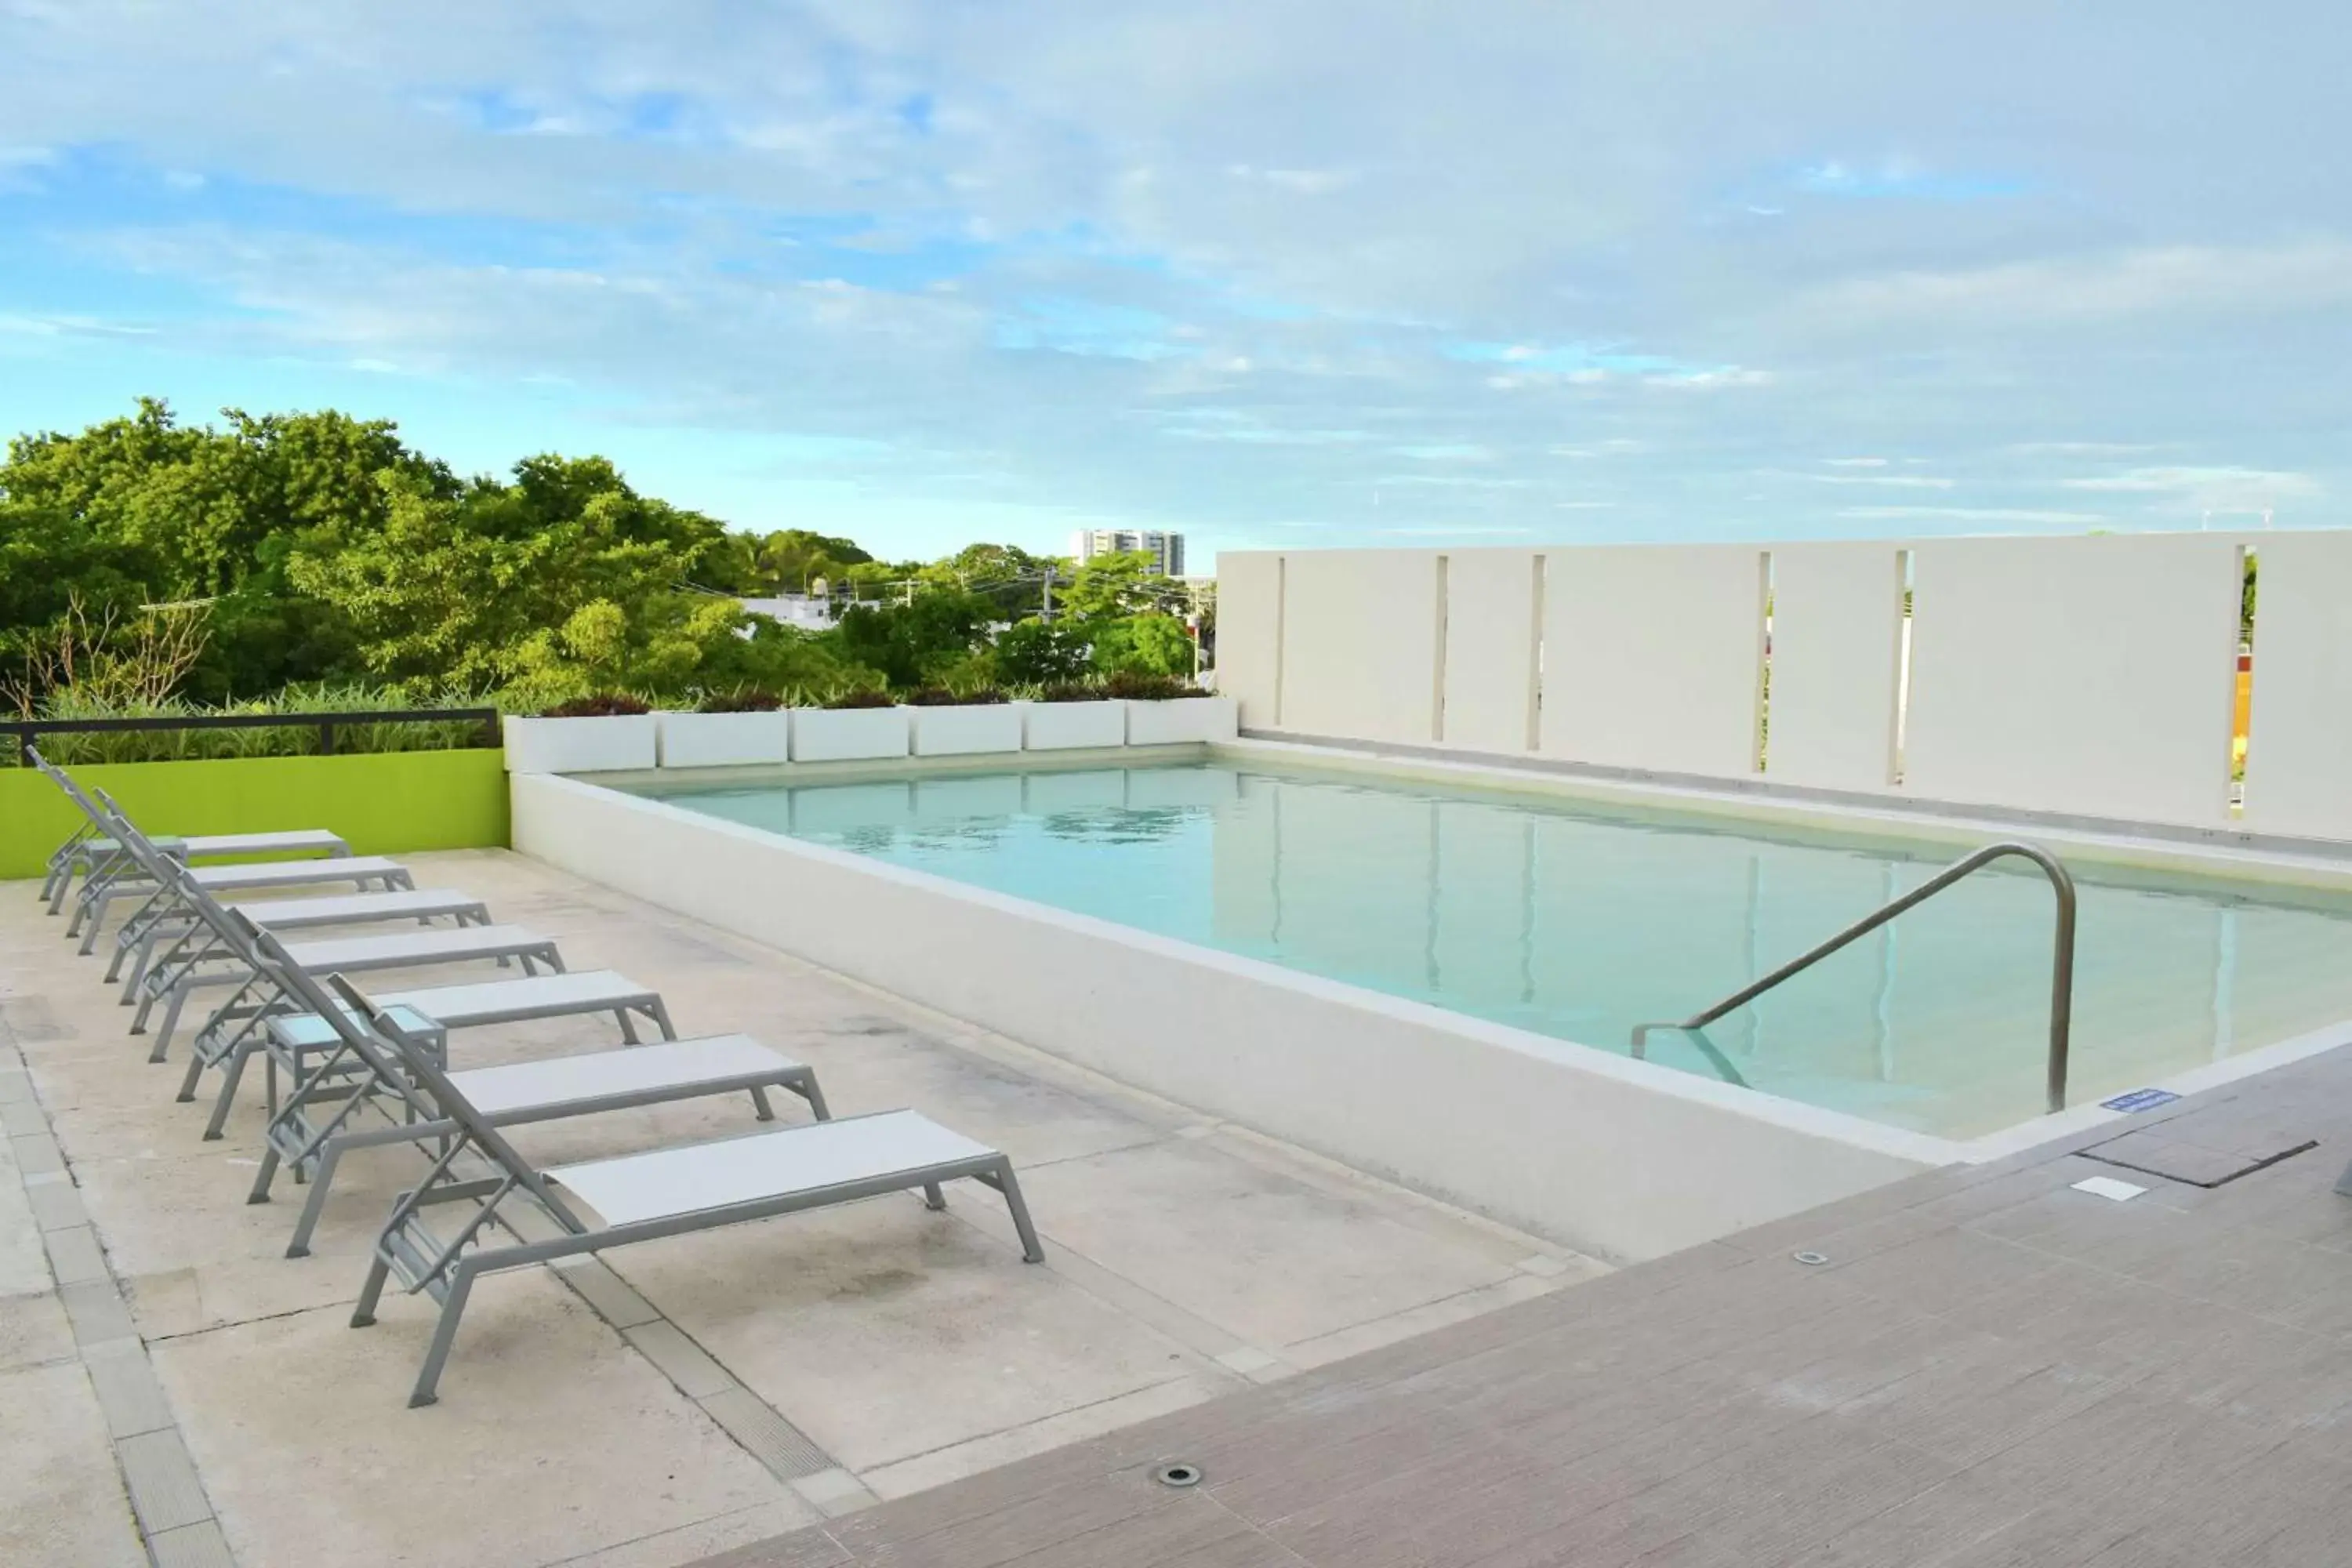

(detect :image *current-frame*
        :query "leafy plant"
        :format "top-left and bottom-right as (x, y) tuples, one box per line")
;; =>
(539, 692), (651, 717)
(823, 688), (898, 710)
(695, 688), (783, 713)
(902, 686), (1005, 706)
(1033, 681), (1108, 703)
(1102, 671), (1196, 701)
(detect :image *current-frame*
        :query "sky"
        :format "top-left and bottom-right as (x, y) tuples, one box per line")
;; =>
(1, 3), (2345, 566)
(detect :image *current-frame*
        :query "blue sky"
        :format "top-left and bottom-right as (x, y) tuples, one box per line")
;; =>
(2, 4), (2345, 564)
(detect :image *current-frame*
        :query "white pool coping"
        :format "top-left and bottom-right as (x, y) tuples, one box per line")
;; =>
(511, 750), (2352, 1263)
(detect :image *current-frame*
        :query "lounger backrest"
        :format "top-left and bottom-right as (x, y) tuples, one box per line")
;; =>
(95, 808), (252, 955)
(319, 970), (590, 1234)
(37, 753), (110, 825)
(227, 910), (436, 1120)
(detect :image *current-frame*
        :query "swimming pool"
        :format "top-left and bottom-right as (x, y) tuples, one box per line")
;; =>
(632, 760), (2352, 1140)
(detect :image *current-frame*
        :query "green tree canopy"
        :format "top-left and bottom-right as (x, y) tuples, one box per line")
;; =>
(2, 398), (1196, 712)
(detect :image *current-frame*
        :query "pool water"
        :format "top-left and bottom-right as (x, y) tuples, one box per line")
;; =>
(637, 762), (2352, 1139)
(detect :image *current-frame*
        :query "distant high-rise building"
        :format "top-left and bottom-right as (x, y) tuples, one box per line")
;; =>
(1070, 528), (1185, 577)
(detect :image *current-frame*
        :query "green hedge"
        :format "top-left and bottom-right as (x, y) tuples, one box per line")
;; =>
(0, 750), (510, 880)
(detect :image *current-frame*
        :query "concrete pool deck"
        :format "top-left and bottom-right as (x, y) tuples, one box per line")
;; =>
(0, 850), (1602, 1567)
(712, 1034), (2352, 1567)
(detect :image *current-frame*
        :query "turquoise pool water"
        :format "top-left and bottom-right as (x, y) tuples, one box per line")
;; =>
(636, 762), (2352, 1138)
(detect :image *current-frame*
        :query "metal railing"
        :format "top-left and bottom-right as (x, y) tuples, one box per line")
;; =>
(1632, 840), (2079, 1113)
(2, 708), (503, 766)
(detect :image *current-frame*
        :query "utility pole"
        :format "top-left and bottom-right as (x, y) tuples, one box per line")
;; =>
(1041, 565), (1056, 622)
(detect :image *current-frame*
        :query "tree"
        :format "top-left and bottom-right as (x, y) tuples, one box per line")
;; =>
(1054, 550), (1162, 622)
(919, 542), (1054, 620)
(750, 528), (873, 595)
(1090, 612), (1195, 678)
(994, 617), (1093, 684)
(833, 589), (997, 688)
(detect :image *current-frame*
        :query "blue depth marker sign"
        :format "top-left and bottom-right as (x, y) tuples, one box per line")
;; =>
(2100, 1087), (2182, 1113)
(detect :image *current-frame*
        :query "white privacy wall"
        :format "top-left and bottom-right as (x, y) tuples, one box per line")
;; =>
(1439, 550), (1540, 752)
(1903, 535), (2240, 826)
(1766, 544), (1906, 792)
(1219, 531), (2347, 837)
(1214, 552), (1283, 730)
(2242, 532), (2352, 840)
(1539, 546), (1766, 776)
(1278, 550), (1443, 743)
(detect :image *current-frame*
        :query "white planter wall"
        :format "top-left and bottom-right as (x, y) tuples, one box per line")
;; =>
(1020, 700), (1127, 750)
(909, 703), (1024, 757)
(655, 710), (793, 768)
(503, 714), (659, 774)
(789, 706), (910, 763)
(1127, 697), (1238, 746)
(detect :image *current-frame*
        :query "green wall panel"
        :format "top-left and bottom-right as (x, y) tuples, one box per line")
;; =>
(0, 750), (510, 880)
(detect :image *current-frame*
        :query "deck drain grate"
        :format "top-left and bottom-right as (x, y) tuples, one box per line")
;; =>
(1792, 1250), (1831, 1267)
(1153, 1462), (1203, 1489)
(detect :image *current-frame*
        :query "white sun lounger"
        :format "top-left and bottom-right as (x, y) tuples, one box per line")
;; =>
(146, 922), (566, 1062)
(274, 974), (1044, 1409)
(78, 854), (416, 953)
(118, 887), (493, 997)
(262, 971), (675, 1054)
(251, 971), (680, 1138)
(45, 823), (350, 913)
(369, 1102), (1040, 1406)
(260, 1024), (830, 1258)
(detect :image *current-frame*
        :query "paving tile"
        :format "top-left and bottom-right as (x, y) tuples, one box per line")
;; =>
(116, 1428), (212, 1534)
(147, 1519), (238, 1568)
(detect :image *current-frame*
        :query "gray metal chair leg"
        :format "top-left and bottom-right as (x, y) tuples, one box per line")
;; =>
(748, 1086), (775, 1121)
(922, 1181), (947, 1210)
(249, 1142), (284, 1207)
(409, 1265), (478, 1407)
(648, 998), (677, 1040)
(351, 1253), (394, 1327)
(799, 1076), (832, 1121)
(130, 976), (169, 1036)
(992, 1160), (1046, 1263)
(174, 1044), (209, 1104)
(285, 1139), (352, 1258)
(146, 985), (191, 1058)
(201, 1045), (252, 1140)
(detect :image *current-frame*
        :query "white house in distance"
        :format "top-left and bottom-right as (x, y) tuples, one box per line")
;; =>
(1071, 528), (1186, 577)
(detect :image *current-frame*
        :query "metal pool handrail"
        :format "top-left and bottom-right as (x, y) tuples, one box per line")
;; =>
(1631, 840), (2079, 1113)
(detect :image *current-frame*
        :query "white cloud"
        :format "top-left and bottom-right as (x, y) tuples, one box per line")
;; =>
(2060, 466), (2320, 510)
(0, 2), (2347, 549)
(1838, 506), (2108, 524)
(1810, 241), (2352, 328)
(1374, 524), (1533, 535)
(1802, 472), (1954, 488)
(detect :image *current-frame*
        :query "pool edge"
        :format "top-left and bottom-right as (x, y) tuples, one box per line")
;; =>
(517, 771), (1969, 1263)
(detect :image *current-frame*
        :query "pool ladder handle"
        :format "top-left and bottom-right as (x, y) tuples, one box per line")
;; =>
(1630, 840), (2080, 1115)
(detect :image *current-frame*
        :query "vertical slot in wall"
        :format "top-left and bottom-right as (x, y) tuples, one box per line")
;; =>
(1432, 554), (1451, 742)
(2232, 546), (2256, 817)
(1754, 550), (1774, 773)
(1271, 554), (1288, 728)
(1891, 548), (1915, 785)
(1526, 554), (1548, 750)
